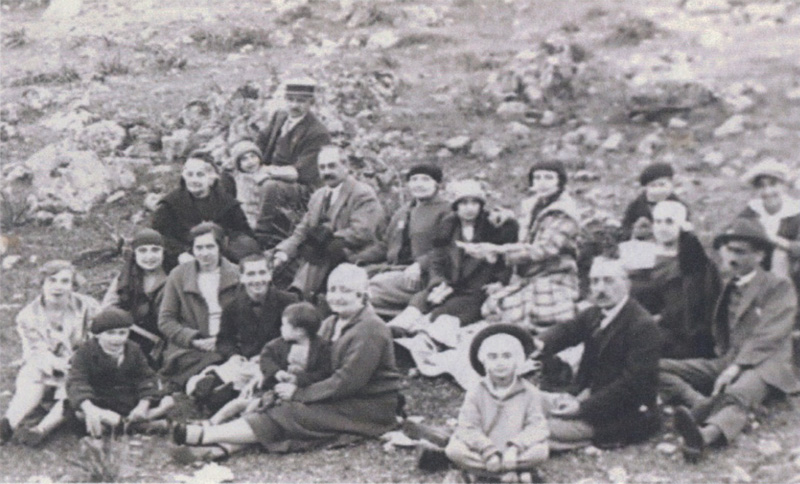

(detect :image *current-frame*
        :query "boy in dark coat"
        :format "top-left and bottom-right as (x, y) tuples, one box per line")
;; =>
(621, 162), (685, 241)
(67, 308), (174, 437)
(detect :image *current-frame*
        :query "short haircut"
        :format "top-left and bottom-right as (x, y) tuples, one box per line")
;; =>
(652, 200), (688, 222)
(39, 259), (82, 289)
(184, 151), (216, 169)
(328, 263), (369, 294)
(190, 221), (225, 247)
(317, 145), (342, 165)
(590, 256), (629, 281)
(239, 253), (271, 272)
(283, 302), (323, 336)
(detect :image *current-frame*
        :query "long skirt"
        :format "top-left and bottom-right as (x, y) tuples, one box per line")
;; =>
(244, 392), (399, 450)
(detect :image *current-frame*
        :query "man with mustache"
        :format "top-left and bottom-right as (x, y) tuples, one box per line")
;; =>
(254, 78), (332, 250)
(660, 218), (799, 462)
(536, 257), (662, 450)
(272, 146), (385, 302)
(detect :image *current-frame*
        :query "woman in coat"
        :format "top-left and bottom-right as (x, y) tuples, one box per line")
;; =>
(158, 222), (240, 390)
(170, 264), (403, 461)
(1, 260), (100, 446)
(152, 152), (257, 272)
(101, 228), (168, 368)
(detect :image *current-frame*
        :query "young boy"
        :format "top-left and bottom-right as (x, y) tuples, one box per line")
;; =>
(445, 324), (549, 484)
(207, 302), (331, 425)
(621, 162), (685, 241)
(67, 308), (174, 437)
(229, 140), (271, 229)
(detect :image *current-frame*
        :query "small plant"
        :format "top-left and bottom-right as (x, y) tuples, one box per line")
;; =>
(10, 65), (80, 87)
(0, 189), (35, 229)
(153, 50), (188, 72)
(67, 436), (133, 483)
(190, 26), (272, 52)
(95, 53), (130, 78)
(3, 28), (28, 48)
(393, 32), (453, 49)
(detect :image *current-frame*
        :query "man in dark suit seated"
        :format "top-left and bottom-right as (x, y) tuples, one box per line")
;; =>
(660, 218), (799, 462)
(536, 257), (662, 451)
(254, 78), (331, 250)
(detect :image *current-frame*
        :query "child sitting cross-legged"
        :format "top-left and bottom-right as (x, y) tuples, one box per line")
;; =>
(445, 324), (549, 484)
(67, 308), (175, 437)
(205, 302), (331, 426)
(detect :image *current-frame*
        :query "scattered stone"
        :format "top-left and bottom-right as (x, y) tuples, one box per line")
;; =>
(791, 445), (800, 457)
(162, 129), (192, 162)
(743, 3), (788, 23)
(656, 442), (678, 454)
(600, 131), (624, 151)
(669, 117), (688, 129)
(786, 87), (800, 101)
(76, 120), (126, 154)
(714, 115), (747, 138)
(730, 465), (752, 483)
(506, 121), (532, 137)
(470, 138), (503, 160)
(4, 164), (32, 182)
(764, 125), (788, 140)
(684, 0), (731, 14)
(2, 255), (22, 270)
(367, 30), (400, 49)
(445, 135), (471, 152)
(539, 110), (558, 126)
(149, 165), (174, 175)
(758, 439), (782, 457)
(436, 148), (452, 159)
(627, 81), (716, 120)
(34, 210), (54, 226)
(563, 126), (602, 148)
(143, 193), (162, 212)
(703, 151), (725, 166)
(496, 101), (528, 120)
(53, 213), (75, 230)
(28, 255), (38, 265)
(42, 106), (94, 133)
(608, 466), (628, 484)
(637, 131), (664, 155)
(757, 463), (797, 481)
(583, 445), (602, 456)
(105, 191), (125, 204)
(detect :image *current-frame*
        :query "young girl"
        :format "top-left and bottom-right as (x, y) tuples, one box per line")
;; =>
(1, 261), (100, 446)
(206, 302), (331, 425)
(229, 140), (271, 230)
(102, 228), (168, 368)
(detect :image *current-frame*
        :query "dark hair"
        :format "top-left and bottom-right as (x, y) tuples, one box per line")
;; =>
(239, 253), (271, 272)
(528, 160), (568, 189)
(190, 222), (225, 249)
(185, 151), (217, 168)
(283, 302), (323, 336)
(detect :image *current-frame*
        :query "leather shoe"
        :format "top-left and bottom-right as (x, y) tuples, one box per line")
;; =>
(674, 406), (705, 463)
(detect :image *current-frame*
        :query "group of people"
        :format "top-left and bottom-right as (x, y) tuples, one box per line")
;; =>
(2, 76), (799, 483)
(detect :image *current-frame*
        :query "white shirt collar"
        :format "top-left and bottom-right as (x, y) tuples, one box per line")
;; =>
(328, 182), (344, 205)
(284, 112), (307, 133)
(736, 270), (757, 287)
(599, 295), (629, 331)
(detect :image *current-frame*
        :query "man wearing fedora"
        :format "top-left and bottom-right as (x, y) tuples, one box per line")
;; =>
(660, 217), (799, 462)
(254, 78), (332, 250)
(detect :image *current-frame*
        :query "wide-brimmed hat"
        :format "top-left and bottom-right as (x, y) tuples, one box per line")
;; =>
(713, 217), (773, 252)
(283, 77), (317, 96)
(448, 179), (486, 208)
(91, 307), (134, 334)
(230, 140), (262, 166)
(469, 324), (535, 376)
(741, 158), (792, 186)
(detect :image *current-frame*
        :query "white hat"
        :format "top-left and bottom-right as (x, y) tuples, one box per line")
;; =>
(283, 77), (317, 96)
(448, 179), (486, 207)
(741, 158), (793, 186)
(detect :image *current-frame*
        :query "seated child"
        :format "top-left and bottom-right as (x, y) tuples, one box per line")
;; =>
(229, 140), (270, 229)
(207, 302), (331, 425)
(67, 308), (174, 437)
(445, 324), (549, 484)
(621, 162), (684, 241)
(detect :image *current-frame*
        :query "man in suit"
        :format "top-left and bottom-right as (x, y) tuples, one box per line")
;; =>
(254, 78), (332, 250)
(660, 218), (799, 462)
(537, 257), (662, 450)
(273, 146), (385, 301)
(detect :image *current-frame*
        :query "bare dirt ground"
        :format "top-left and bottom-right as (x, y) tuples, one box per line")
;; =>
(1, 0), (800, 482)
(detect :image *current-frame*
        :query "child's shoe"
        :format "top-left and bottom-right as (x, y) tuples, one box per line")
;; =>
(16, 427), (46, 447)
(0, 418), (13, 445)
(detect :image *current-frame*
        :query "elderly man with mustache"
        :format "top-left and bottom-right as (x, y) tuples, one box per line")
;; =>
(272, 146), (385, 302)
(535, 256), (662, 451)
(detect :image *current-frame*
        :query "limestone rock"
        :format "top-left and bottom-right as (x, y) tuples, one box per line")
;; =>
(445, 135), (471, 152)
(730, 465), (752, 483)
(656, 442), (677, 454)
(786, 87), (800, 101)
(600, 132), (624, 151)
(34, 210), (55, 226)
(539, 110), (558, 126)
(703, 151), (725, 166)
(684, 0), (731, 14)
(75, 120), (126, 154)
(506, 121), (532, 137)
(2, 255), (22, 270)
(53, 213), (75, 230)
(669, 117), (688, 129)
(608, 466), (628, 484)
(496, 101), (528, 120)
(22, 145), (120, 213)
(764, 125), (788, 140)
(105, 191), (125, 204)
(743, 3), (788, 23)
(758, 439), (782, 457)
(714, 115), (747, 138)
(470, 138), (503, 160)
(367, 30), (400, 49)
(42, 0), (83, 20)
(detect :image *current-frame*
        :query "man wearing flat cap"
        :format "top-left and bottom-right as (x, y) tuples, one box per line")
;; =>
(255, 78), (332, 250)
(660, 217), (799, 462)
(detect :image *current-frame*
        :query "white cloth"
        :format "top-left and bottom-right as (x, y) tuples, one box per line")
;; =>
(327, 183), (343, 208)
(746, 196), (800, 279)
(197, 269), (222, 336)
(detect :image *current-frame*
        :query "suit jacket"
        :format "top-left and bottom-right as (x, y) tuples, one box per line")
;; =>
(621, 191), (685, 240)
(540, 298), (662, 445)
(277, 175), (385, 259)
(259, 336), (332, 389)
(256, 111), (331, 187)
(711, 267), (799, 394)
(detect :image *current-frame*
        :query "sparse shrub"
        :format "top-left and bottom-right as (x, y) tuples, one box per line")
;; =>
(393, 32), (453, 49)
(10, 65), (80, 87)
(0, 0), (49, 9)
(458, 82), (494, 117)
(3, 28), (29, 48)
(457, 52), (503, 72)
(67, 436), (133, 483)
(605, 16), (658, 46)
(153, 49), (188, 72)
(95, 53), (130, 78)
(0, 189), (35, 229)
(190, 26), (272, 52)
